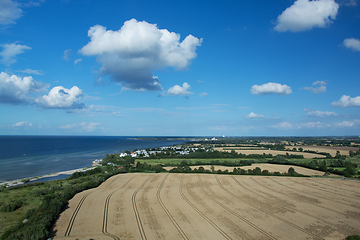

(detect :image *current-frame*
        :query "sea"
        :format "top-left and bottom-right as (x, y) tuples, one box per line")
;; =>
(0, 136), (185, 182)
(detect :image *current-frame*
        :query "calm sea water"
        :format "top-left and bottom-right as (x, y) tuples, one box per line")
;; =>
(0, 136), (184, 182)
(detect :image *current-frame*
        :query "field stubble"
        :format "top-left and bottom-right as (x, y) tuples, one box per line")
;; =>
(52, 173), (360, 240)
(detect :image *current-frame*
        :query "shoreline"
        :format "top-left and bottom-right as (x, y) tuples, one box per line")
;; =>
(0, 166), (96, 187)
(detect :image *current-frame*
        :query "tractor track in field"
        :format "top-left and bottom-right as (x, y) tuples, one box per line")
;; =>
(268, 177), (357, 212)
(157, 174), (189, 240)
(132, 176), (151, 240)
(102, 175), (136, 240)
(221, 176), (325, 239)
(305, 179), (360, 197)
(198, 176), (276, 240)
(64, 192), (91, 237)
(179, 176), (232, 240)
(288, 178), (360, 201)
(232, 176), (337, 227)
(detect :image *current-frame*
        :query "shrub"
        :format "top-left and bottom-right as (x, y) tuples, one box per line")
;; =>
(0, 199), (23, 212)
(344, 235), (360, 240)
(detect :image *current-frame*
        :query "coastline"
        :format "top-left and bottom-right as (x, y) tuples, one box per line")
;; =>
(0, 166), (96, 188)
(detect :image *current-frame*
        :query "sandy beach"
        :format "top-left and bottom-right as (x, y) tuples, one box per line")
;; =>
(0, 166), (96, 187)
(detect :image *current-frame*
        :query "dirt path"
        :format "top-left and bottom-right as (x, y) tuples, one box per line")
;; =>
(52, 173), (360, 240)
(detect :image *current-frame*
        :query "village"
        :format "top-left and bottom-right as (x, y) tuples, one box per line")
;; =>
(92, 145), (213, 166)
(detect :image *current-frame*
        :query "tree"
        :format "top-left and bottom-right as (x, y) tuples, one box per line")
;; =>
(253, 167), (262, 175)
(180, 160), (189, 166)
(288, 167), (296, 176)
(349, 150), (355, 157)
(345, 162), (356, 176)
(318, 160), (327, 172)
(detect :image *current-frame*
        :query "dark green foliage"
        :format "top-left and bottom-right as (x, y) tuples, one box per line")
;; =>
(288, 167), (296, 176)
(344, 235), (360, 240)
(0, 199), (24, 212)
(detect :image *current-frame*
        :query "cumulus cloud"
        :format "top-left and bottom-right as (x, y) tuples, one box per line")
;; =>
(246, 112), (265, 118)
(0, 72), (48, 104)
(305, 110), (337, 117)
(251, 82), (292, 95)
(167, 82), (193, 97)
(79, 19), (202, 91)
(274, 0), (339, 32)
(199, 92), (207, 97)
(343, 38), (360, 52)
(35, 86), (86, 109)
(332, 95), (360, 107)
(303, 80), (327, 93)
(0, 42), (31, 65)
(0, 0), (22, 26)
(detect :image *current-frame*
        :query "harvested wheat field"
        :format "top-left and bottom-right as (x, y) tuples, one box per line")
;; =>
(166, 163), (337, 176)
(214, 148), (326, 159)
(52, 173), (360, 240)
(287, 146), (359, 157)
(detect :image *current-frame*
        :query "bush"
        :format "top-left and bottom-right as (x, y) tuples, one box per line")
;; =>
(0, 199), (24, 212)
(344, 235), (360, 240)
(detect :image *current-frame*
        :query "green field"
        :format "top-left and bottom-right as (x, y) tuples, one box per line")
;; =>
(136, 158), (268, 165)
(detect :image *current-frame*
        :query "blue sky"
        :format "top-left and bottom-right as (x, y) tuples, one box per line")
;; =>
(0, 0), (360, 136)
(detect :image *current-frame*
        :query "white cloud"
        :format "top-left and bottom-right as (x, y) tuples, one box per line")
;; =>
(0, 42), (31, 65)
(333, 120), (359, 127)
(304, 85), (326, 93)
(0, 0), (22, 26)
(305, 110), (337, 117)
(63, 49), (71, 61)
(342, 0), (357, 6)
(313, 80), (327, 85)
(246, 112), (265, 118)
(343, 38), (360, 52)
(272, 120), (324, 129)
(35, 86), (86, 109)
(199, 92), (207, 97)
(251, 82), (292, 95)
(0, 72), (48, 104)
(167, 82), (193, 97)
(12, 121), (32, 127)
(272, 121), (293, 129)
(298, 121), (324, 128)
(79, 19), (202, 91)
(332, 95), (360, 107)
(303, 80), (327, 93)
(20, 1), (44, 7)
(274, 0), (339, 32)
(59, 122), (101, 132)
(74, 58), (82, 65)
(18, 69), (44, 75)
